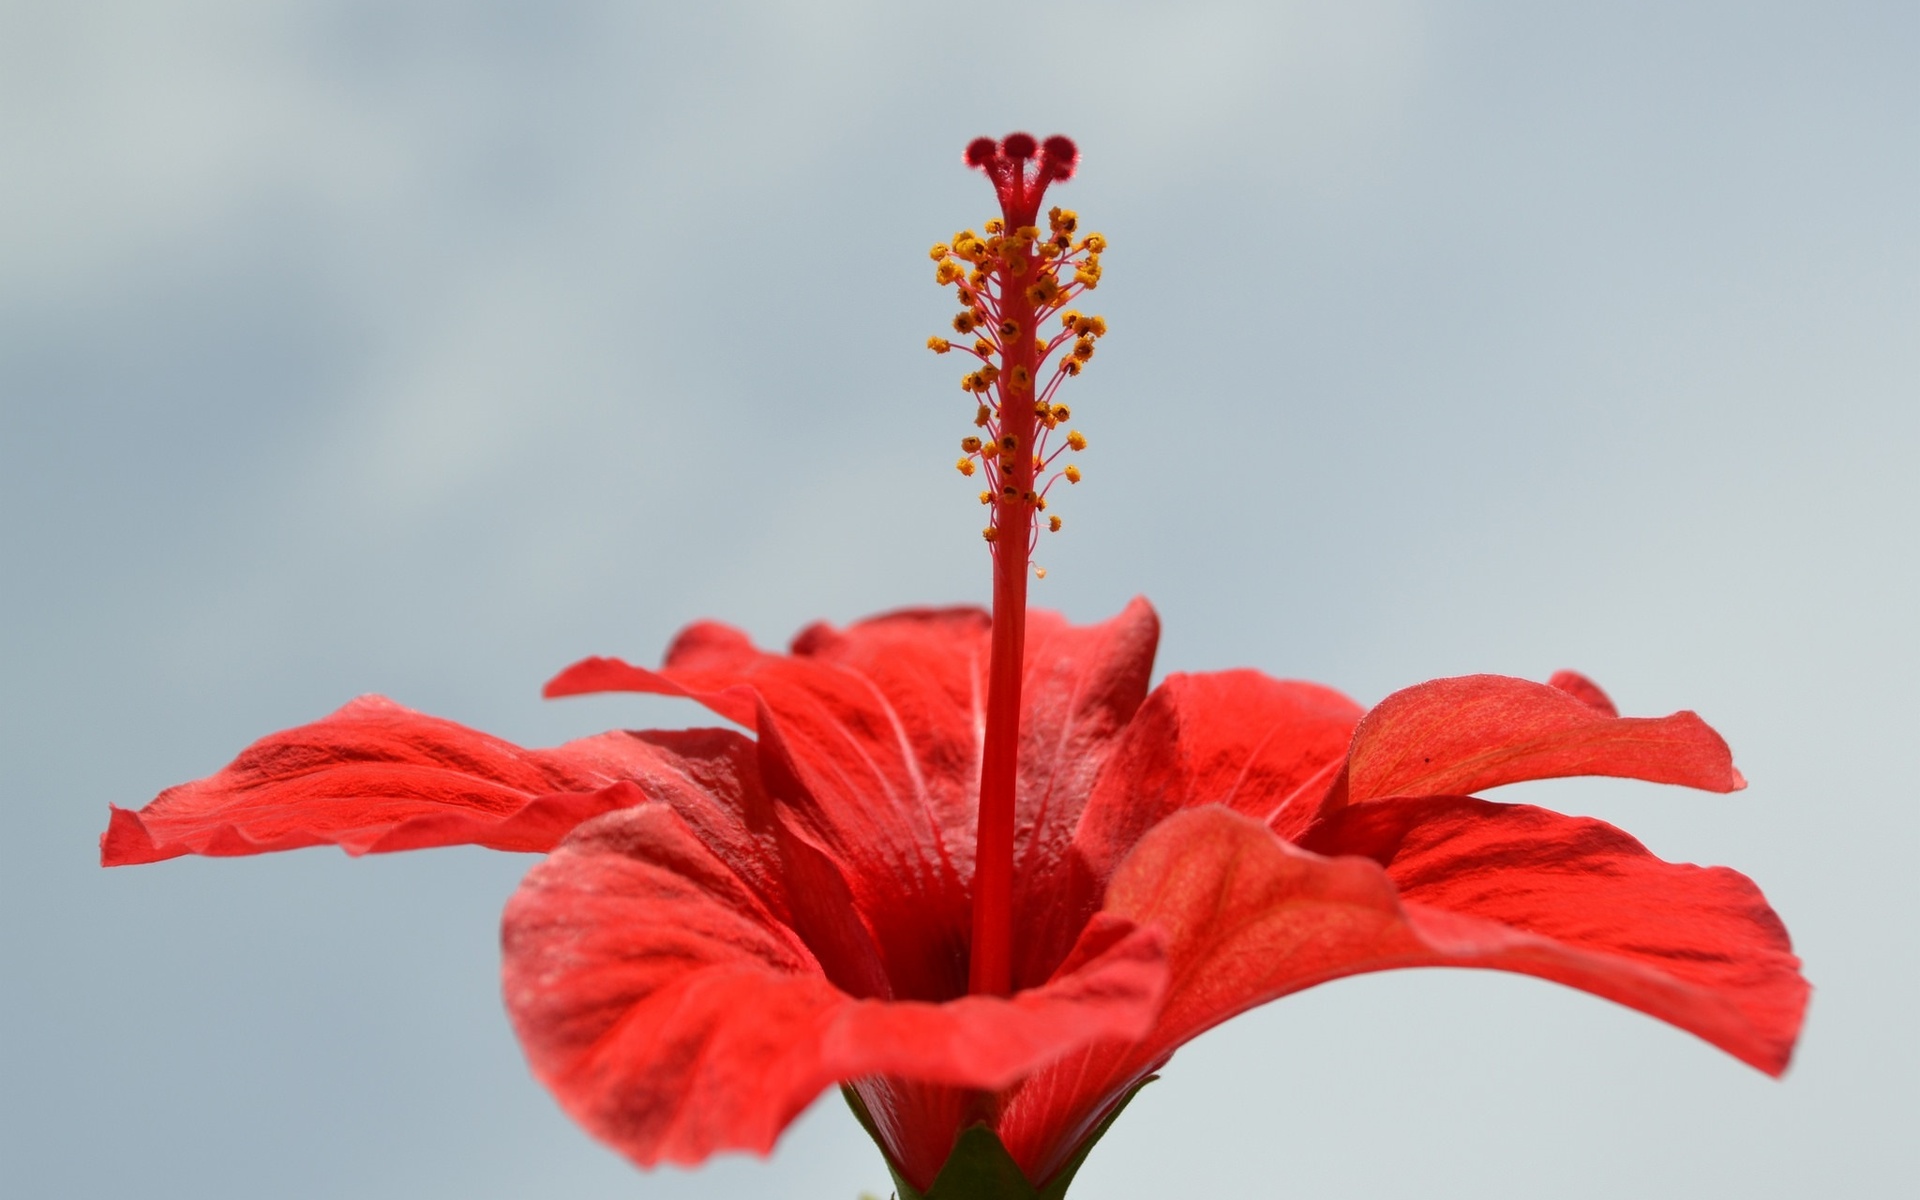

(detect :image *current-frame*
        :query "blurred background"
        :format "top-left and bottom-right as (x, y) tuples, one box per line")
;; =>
(3, 2), (1915, 1196)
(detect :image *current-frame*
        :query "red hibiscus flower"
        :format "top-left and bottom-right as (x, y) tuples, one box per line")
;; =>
(101, 134), (1806, 1200)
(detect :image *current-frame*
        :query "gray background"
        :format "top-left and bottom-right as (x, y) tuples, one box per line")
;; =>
(3, 2), (1914, 1197)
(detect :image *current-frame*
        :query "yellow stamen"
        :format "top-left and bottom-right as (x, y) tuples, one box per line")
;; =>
(1049, 514), (1063, 531)
(1064, 464), (1082, 483)
(927, 336), (952, 354)
(1066, 430), (1088, 451)
(956, 457), (976, 476)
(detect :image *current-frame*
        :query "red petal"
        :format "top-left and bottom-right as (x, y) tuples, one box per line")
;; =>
(1017, 670), (1361, 986)
(502, 804), (1167, 1171)
(991, 803), (1803, 1181)
(101, 695), (759, 865)
(544, 601), (1160, 1000)
(1339, 674), (1744, 808)
(1548, 669), (1619, 716)
(1297, 795), (1808, 1073)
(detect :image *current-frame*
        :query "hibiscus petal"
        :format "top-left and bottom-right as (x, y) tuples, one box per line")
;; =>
(100, 695), (759, 865)
(543, 602), (1160, 1001)
(1010, 598), (1160, 916)
(1339, 674), (1744, 807)
(998, 803), (1802, 1172)
(1018, 669), (1361, 987)
(1297, 794), (1807, 1073)
(501, 804), (1168, 1171)
(1548, 669), (1619, 716)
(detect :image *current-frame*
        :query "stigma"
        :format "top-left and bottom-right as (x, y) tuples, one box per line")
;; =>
(929, 133), (1108, 564)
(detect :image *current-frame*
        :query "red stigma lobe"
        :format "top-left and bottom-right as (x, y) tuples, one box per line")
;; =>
(966, 131), (1078, 227)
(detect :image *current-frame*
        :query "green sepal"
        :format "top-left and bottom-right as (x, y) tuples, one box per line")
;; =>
(842, 1078), (1155, 1200)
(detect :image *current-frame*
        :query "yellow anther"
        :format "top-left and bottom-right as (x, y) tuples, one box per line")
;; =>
(983, 526), (998, 543)
(1036, 495), (1048, 510)
(998, 318), (1022, 341)
(1025, 276), (1060, 306)
(1048, 206), (1078, 235)
(984, 218), (1005, 234)
(1062, 359), (1083, 376)
(1051, 403), (1071, 421)
(1035, 566), (1047, 579)
(1082, 234), (1107, 254)
(935, 260), (964, 285)
(1073, 337), (1095, 360)
(930, 243), (952, 261)
(969, 269), (990, 288)
(1049, 514), (1063, 531)
(1059, 309), (1081, 328)
(1087, 315), (1107, 337)
(1033, 401), (1054, 425)
(1074, 260), (1102, 288)
(977, 363), (1000, 384)
(961, 372), (982, 392)
(1016, 225), (1042, 243)
(961, 436), (983, 453)
(927, 336), (952, 354)
(955, 237), (991, 264)
(956, 457), (976, 476)
(1051, 233), (1072, 253)
(1072, 315), (1094, 335)
(972, 338), (993, 357)
(1064, 464), (1082, 483)
(1066, 430), (1088, 451)
(1011, 365), (1032, 390)
(979, 490), (993, 504)
(953, 311), (979, 334)
(1021, 490), (1038, 505)
(974, 404), (991, 426)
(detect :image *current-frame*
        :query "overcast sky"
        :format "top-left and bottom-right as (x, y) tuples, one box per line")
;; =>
(4, 3), (1916, 1197)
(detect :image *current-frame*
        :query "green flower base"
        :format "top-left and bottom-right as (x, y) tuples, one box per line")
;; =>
(843, 1079), (1153, 1200)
